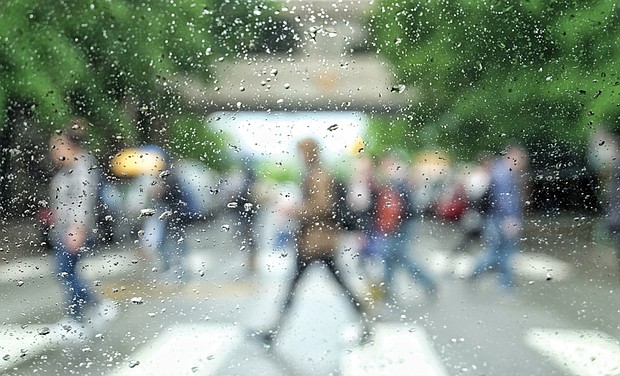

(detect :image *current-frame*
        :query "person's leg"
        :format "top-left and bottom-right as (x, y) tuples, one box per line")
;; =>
(324, 255), (365, 315)
(470, 217), (501, 279)
(55, 242), (92, 321)
(497, 233), (517, 288)
(324, 255), (373, 343)
(267, 257), (311, 335)
(381, 236), (399, 298)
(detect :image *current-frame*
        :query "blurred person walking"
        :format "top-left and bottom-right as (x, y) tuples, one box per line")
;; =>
(370, 153), (438, 303)
(226, 154), (259, 271)
(468, 144), (527, 290)
(137, 145), (196, 283)
(259, 138), (371, 345)
(48, 121), (116, 341)
(604, 143), (620, 273)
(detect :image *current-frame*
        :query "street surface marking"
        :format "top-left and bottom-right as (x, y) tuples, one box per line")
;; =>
(513, 252), (573, 281)
(109, 323), (242, 376)
(341, 323), (449, 376)
(429, 251), (573, 281)
(525, 328), (620, 376)
(0, 324), (55, 372)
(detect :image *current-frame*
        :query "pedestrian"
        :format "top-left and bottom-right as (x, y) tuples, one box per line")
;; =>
(604, 143), (620, 274)
(468, 144), (527, 290)
(370, 153), (438, 303)
(136, 145), (193, 283)
(48, 120), (116, 341)
(259, 138), (371, 345)
(226, 154), (259, 271)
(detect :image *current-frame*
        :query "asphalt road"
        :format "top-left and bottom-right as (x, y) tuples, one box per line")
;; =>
(1, 213), (619, 376)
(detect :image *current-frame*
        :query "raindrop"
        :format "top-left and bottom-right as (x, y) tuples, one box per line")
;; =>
(390, 84), (406, 93)
(16, 280), (24, 287)
(2, 354), (9, 361)
(159, 170), (170, 179)
(37, 327), (50, 336)
(129, 360), (140, 368)
(284, 83), (291, 89)
(243, 203), (253, 212)
(159, 211), (173, 220)
(227, 202), (239, 209)
(139, 209), (156, 218)
(221, 225), (230, 232)
(270, 68), (278, 76)
(131, 297), (144, 305)
(327, 124), (339, 131)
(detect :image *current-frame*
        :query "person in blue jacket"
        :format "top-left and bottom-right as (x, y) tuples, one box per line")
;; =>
(469, 144), (528, 289)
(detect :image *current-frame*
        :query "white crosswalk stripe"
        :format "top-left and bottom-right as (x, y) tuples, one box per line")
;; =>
(0, 324), (55, 373)
(341, 323), (449, 376)
(108, 324), (243, 376)
(525, 328), (620, 376)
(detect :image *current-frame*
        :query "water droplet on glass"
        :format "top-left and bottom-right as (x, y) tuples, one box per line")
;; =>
(221, 225), (230, 232)
(139, 209), (156, 218)
(37, 327), (50, 336)
(390, 84), (406, 93)
(129, 360), (140, 368)
(131, 297), (144, 305)
(159, 211), (173, 220)
(243, 203), (253, 212)
(270, 68), (278, 76)
(159, 170), (170, 179)
(327, 124), (339, 131)
(16, 280), (24, 287)
(227, 202), (239, 209)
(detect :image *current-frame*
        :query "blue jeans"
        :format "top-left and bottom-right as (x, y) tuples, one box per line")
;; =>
(471, 216), (517, 287)
(54, 239), (95, 321)
(374, 223), (436, 295)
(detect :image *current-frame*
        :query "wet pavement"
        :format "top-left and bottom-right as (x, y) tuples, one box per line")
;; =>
(1, 213), (619, 375)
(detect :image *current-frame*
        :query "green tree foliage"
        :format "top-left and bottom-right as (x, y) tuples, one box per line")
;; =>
(370, 0), (620, 160)
(0, 0), (278, 153)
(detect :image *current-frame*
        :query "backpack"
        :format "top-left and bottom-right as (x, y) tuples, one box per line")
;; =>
(375, 184), (405, 234)
(332, 179), (361, 231)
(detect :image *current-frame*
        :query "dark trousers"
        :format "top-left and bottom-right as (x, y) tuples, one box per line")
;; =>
(271, 254), (365, 331)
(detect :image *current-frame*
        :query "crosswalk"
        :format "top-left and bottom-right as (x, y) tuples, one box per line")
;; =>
(3, 321), (619, 375)
(1, 242), (616, 375)
(525, 328), (620, 376)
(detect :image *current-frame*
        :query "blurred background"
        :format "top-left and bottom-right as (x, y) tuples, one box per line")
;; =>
(1, 1), (619, 375)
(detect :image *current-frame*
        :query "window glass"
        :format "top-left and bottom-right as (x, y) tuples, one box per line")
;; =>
(1, 1), (619, 375)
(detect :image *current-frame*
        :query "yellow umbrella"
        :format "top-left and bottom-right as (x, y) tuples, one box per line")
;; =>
(348, 136), (366, 155)
(110, 148), (166, 178)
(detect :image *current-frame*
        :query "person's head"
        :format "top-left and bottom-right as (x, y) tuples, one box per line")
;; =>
(502, 143), (528, 172)
(297, 138), (320, 167)
(49, 119), (88, 168)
